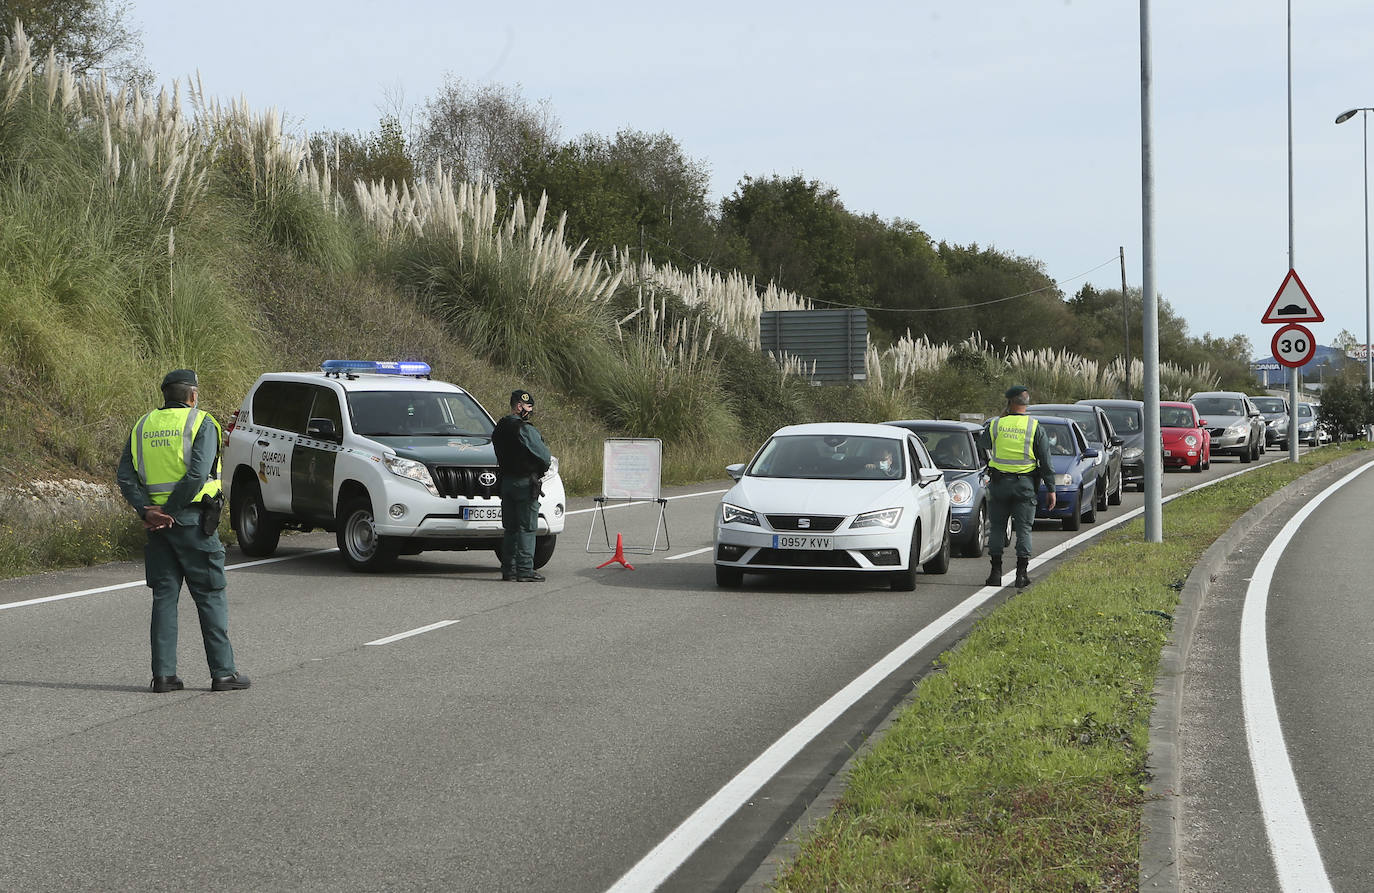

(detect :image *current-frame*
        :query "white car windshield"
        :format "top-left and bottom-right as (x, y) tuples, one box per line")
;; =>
(749, 434), (906, 480)
(348, 391), (495, 437)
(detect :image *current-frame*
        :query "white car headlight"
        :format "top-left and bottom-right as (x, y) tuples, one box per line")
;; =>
(1122, 447), (1143, 460)
(948, 480), (973, 506)
(721, 503), (760, 526)
(384, 455), (438, 496)
(1054, 473), (1073, 486)
(852, 507), (903, 529)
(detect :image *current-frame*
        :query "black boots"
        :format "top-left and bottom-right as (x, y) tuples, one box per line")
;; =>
(1014, 557), (1032, 589)
(985, 558), (1002, 586)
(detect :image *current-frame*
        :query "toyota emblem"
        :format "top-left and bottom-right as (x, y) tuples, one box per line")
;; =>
(479, 471), (497, 487)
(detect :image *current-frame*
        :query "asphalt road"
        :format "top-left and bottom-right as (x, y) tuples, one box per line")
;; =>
(0, 450), (1292, 892)
(1177, 454), (1374, 893)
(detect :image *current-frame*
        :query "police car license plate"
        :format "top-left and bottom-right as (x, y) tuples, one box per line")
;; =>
(773, 534), (833, 550)
(463, 506), (502, 521)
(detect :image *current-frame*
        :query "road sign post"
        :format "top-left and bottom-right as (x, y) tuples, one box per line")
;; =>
(1261, 269), (1323, 464)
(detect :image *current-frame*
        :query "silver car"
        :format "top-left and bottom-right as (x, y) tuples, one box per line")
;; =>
(1188, 391), (1266, 462)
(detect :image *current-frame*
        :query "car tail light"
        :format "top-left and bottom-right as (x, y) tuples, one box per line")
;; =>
(223, 410), (239, 447)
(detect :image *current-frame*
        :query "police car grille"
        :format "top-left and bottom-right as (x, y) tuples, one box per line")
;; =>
(432, 466), (500, 499)
(765, 515), (844, 532)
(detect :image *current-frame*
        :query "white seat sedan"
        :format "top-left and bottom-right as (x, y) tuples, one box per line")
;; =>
(714, 422), (952, 591)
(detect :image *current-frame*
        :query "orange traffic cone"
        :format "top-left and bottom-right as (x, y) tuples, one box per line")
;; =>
(596, 533), (635, 570)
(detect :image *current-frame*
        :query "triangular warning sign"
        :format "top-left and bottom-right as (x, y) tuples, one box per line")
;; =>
(1261, 269), (1323, 324)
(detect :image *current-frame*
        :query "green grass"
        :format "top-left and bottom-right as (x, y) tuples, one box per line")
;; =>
(771, 444), (1367, 892)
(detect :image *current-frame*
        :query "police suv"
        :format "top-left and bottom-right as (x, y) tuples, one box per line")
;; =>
(222, 361), (565, 572)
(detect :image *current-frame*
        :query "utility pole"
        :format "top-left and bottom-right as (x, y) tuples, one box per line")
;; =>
(1140, 0), (1163, 543)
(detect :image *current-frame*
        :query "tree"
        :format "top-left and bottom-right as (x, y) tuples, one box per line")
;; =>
(722, 174), (858, 302)
(413, 77), (558, 184)
(310, 115), (415, 193)
(1, 1), (151, 90)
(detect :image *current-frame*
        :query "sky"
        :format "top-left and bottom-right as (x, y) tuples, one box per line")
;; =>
(128, 0), (1374, 363)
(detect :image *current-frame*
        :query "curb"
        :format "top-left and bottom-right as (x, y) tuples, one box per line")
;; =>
(1138, 450), (1374, 892)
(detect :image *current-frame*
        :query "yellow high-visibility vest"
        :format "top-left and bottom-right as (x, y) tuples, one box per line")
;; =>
(130, 407), (223, 505)
(988, 414), (1039, 474)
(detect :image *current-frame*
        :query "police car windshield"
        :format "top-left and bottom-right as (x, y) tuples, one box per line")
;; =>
(347, 391), (495, 438)
(748, 434), (905, 480)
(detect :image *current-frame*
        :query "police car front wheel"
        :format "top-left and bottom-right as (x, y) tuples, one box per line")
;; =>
(338, 496), (399, 572)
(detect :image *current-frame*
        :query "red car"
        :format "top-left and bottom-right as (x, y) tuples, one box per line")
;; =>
(1160, 401), (1211, 472)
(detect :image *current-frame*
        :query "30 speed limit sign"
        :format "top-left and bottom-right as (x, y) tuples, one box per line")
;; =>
(1271, 323), (1316, 368)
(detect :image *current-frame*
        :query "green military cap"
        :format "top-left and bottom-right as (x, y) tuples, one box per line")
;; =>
(162, 369), (198, 388)
(1004, 384), (1029, 400)
(510, 389), (533, 406)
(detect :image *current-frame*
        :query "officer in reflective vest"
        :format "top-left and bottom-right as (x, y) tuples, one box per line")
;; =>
(116, 369), (249, 693)
(979, 385), (1057, 589)
(492, 389), (552, 582)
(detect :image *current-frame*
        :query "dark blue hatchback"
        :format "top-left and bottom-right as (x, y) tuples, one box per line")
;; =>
(886, 419), (991, 557)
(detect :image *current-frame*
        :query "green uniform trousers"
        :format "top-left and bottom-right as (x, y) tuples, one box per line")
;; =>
(987, 472), (1038, 560)
(145, 524), (236, 678)
(499, 477), (540, 575)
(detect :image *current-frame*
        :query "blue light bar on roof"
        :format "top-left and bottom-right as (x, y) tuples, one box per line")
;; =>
(321, 360), (432, 376)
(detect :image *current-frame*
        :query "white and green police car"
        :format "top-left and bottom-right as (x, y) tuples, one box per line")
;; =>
(222, 360), (565, 572)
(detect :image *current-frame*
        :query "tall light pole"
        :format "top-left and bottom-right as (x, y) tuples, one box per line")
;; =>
(1336, 107), (1373, 400)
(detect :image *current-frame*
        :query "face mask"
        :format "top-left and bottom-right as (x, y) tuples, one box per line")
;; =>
(879, 460), (892, 472)
(518, 406), (533, 420)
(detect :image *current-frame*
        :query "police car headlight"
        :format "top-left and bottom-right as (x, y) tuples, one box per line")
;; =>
(721, 503), (760, 526)
(948, 480), (973, 506)
(853, 507), (902, 529)
(1122, 447), (1143, 461)
(385, 455), (438, 496)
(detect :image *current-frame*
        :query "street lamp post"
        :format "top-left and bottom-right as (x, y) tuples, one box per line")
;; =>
(1336, 107), (1373, 400)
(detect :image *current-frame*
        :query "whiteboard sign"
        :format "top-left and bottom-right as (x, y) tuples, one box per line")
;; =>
(602, 439), (662, 500)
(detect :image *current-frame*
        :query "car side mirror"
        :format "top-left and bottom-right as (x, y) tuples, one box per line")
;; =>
(917, 467), (944, 487)
(726, 463), (745, 481)
(1198, 418), (1208, 427)
(306, 418), (341, 442)
(1111, 437), (1123, 447)
(1082, 447), (1100, 459)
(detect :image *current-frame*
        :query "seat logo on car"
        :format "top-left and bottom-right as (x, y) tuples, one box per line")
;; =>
(479, 471), (497, 487)
(798, 518), (811, 529)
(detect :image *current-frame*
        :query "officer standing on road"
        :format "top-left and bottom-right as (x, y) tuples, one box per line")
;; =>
(116, 369), (249, 693)
(492, 389), (552, 583)
(979, 385), (1057, 589)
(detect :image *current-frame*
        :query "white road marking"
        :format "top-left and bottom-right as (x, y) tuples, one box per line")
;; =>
(665, 547), (711, 561)
(1239, 464), (1372, 892)
(365, 619), (460, 646)
(0, 487), (735, 612)
(0, 548), (340, 611)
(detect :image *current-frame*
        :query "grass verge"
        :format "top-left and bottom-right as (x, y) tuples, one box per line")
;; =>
(771, 444), (1370, 892)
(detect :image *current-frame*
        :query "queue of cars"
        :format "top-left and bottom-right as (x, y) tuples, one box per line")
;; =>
(712, 389), (1326, 589)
